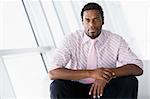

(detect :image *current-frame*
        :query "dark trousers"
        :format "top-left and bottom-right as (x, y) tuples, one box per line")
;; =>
(50, 76), (138, 99)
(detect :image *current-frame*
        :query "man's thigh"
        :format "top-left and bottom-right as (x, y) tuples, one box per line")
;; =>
(102, 76), (138, 99)
(50, 79), (91, 99)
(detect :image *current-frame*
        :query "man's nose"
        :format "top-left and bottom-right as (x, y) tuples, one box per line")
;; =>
(89, 21), (94, 27)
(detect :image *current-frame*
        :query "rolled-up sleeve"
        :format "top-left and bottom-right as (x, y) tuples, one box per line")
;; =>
(117, 38), (143, 69)
(48, 36), (71, 72)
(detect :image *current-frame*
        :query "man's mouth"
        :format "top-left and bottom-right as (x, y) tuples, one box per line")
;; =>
(90, 32), (96, 34)
(88, 29), (96, 33)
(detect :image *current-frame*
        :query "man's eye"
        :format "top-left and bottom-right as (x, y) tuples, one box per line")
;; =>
(86, 19), (90, 22)
(94, 18), (100, 21)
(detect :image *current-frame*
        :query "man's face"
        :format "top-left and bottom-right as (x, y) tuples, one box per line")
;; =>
(82, 10), (103, 39)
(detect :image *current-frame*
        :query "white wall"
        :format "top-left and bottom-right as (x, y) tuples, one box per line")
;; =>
(138, 60), (150, 99)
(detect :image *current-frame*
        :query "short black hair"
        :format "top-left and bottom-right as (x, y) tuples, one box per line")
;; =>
(81, 2), (104, 24)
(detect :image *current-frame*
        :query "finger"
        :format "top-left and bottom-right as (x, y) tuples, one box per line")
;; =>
(97, 77), (108, 83)
(101, 74), (111, 83)
(93, 83), (97, 98)
(103, 70), (112, 78)
(89, 84), (94, 95)
(97, 84), (101, 98)
(105, 68), (116, 78)
(97, 68), (111, 81)
(104, 68), (112, 72)
(102, 73), (110, 80)
(100, 86), (104, 96)
(107, 77), (112, 82)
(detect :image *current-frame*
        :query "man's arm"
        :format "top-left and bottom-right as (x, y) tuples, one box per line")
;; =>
(49, 68), (91, 80)
(110, 64), (143, 78)
(49, 67), (112, 81)
(49, 64), (143, 81)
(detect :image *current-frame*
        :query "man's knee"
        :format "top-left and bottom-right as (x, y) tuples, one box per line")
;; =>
(50, 79), (73, 98)
(115, 76), (138, 98)
(120, 76), (138, 89)
(50, 79), (67, 93)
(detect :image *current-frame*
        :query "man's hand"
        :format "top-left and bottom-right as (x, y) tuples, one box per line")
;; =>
(89, 79), (107, 98)
(90, 68), (113, 82)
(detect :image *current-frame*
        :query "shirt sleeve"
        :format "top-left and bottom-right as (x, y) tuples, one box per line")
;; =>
(48, 36), (72, 72)
(116, 37), (143, 69)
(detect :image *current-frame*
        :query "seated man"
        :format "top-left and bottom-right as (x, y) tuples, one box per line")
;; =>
(48, 2), (143, 99)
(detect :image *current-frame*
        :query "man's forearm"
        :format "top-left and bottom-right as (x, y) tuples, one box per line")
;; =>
(49, 64), (143, 81)
(49, 68), (93, 80)
(111, 64), (143, 78)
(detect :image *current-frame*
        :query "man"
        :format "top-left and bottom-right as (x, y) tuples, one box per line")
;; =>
(49, 2), (143, 99)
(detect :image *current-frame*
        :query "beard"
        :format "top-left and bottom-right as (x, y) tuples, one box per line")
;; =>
(85, 29), (101, 39)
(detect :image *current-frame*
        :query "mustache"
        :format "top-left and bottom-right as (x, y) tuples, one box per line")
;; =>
(87, 29), (96, 33)
(87, 29), (95, 32)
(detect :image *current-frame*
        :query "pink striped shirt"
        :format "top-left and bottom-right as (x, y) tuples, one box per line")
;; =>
(49, 29), (143, 80)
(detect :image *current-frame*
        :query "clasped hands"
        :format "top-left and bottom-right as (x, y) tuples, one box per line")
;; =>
(91, 68), (115, 82)
(89, 68), (115, 98)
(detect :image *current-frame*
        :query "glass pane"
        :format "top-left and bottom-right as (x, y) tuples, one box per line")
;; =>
(60, 1), (79, 33)
(2, 1), (37, 49)
(22, 1), (55, 47)
(3, 53), (50, 98)
(0, 57), (16, 98)
(40, 1), (65, 47)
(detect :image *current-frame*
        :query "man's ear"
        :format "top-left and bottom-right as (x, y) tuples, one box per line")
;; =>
(82, 21), (84, 25)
